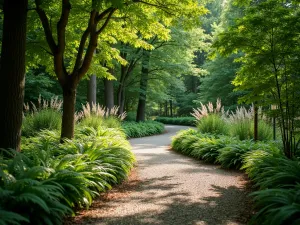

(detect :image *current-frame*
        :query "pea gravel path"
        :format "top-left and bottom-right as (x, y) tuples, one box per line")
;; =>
(78, 125), (252, 225)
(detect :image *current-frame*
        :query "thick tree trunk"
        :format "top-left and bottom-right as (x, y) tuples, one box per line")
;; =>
(104, 78), (114, 114)
(0, 0), (28, 152)
(61, 85), (76, 140)
(136, 50), (150, 122)
(87, 74), (97, 106)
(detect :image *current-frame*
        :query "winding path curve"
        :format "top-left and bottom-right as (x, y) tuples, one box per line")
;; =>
(79, 125), (252, 225)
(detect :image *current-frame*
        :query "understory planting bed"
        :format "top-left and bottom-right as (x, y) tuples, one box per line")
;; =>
(171, 129), (300, 225)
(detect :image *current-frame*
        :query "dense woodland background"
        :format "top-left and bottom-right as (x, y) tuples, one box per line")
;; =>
(0, 0), (300, 224)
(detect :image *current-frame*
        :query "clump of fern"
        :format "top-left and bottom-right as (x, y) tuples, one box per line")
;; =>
(1, 125), (135, 224)
(217, 141), (273, 169)
(171, 129), (201, 155)
(0, 150), (72, 225)
(249, 185), (300, 225)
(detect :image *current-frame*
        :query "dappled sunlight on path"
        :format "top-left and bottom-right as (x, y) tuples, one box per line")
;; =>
(73, 125), (252, 225)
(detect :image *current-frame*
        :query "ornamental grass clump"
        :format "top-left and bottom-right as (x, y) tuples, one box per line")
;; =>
(191, 99), (229, 135)
(77, 103), (126, 129)
(22, 96), (62, 137)
(191, 99), (228, 134)
(226, 105), (273, 141)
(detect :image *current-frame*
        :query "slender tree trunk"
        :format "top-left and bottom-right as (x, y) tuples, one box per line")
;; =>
(117, 65), (126, 115)
(164, 100), (168, 116)
(169, 100), (173, 117)
(254, 105), (258, 141)
(61, 84), (76, 140)
(0, 0), (28, 152)
(87, 74), (97, 106)
(104, 78), (114, 114)
(136, 50), (150, 122)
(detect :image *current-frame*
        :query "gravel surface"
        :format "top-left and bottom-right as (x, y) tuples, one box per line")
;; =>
(74, 125), (253, 225)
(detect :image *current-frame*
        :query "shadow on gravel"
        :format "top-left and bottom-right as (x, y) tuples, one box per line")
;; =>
(80, 177), (252, 225)
(136, 152), (242, 177)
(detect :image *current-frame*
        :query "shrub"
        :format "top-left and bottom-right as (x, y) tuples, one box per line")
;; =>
(22, 109), (62, 137)
(122, 121), (164, 138)
(154, 117), (196, 126)
(197, 114), (229, 135)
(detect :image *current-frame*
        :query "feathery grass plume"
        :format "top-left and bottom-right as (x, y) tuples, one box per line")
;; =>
(191, 98), (224, 121)
(35, 95), (62, 111)
(79, 103), (127, 121)
(226, 105), (253, 123)
(191, 99), (228, 135)
(226, 105), (273, 141)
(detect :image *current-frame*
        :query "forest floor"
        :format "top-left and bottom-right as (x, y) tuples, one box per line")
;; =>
(67, 125), (254, 225)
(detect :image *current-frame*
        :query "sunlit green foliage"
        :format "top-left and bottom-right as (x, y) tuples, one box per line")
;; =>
(0, 126), (135, 224)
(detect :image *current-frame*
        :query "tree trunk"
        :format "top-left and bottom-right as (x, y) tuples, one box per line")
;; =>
(0, 0), (28, 152)
(104, 78), (114, 114)
(164, 100), (168, 116)
(136, 50), (150, 122)
(169, 100), (173, 117)
(87, 74), (97, 106)
(61, 85), (76, 140)
(254, 105), (258, 141)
